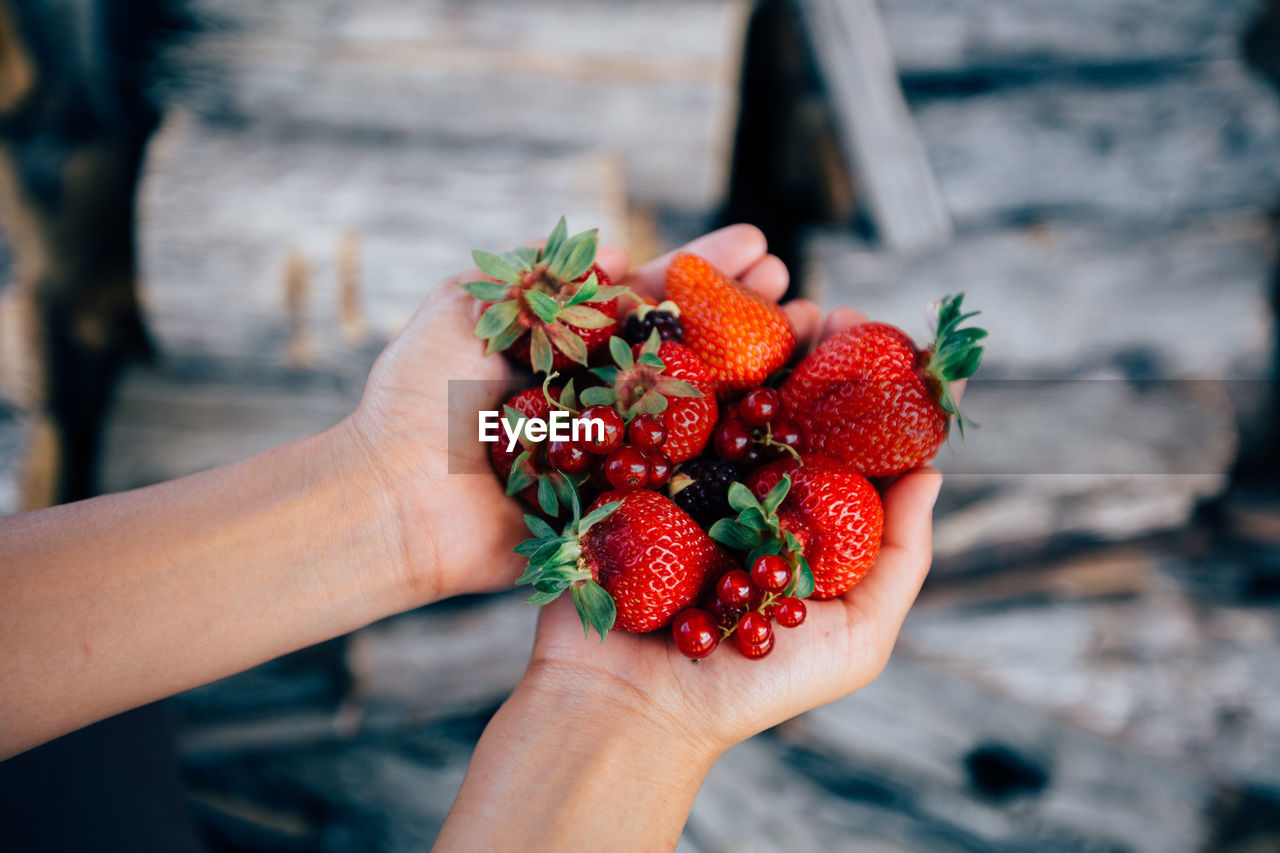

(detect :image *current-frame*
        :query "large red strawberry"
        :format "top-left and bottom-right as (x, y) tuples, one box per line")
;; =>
(745, 455), (883, 599)
(516, 489), (728, 636)
(578, 335), (717, 463)
(781, 294), (985, 477)
(462, 217), (626, 374)
(664, 253), (796, 396)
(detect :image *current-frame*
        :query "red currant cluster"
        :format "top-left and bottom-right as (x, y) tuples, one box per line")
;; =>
(712, 387), (802, 469)
(671, 553), (808, 660)
(548, 404), (673, 492)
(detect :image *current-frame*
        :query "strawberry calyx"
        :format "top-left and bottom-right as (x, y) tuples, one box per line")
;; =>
(580, 331), (704, 422)
(514, 486), (624, 642)
(708, 476), (816, 599)
(920, 293), (986, 438)
(461, 217), (631, 373)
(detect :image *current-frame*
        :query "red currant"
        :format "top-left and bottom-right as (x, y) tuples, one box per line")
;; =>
(736, 611), (772, 646)
(712, 599), (745, 631)
(733, 629), (775, 659)
(751, 554), (791, 593)
(769, 416), (802, 450)
(548, 439), (590, 474)
(645, 450), (672, 488)
(579, 405), (625, 454)
(672, 609), (719, 659)
(775, 597), (807, 628)
(628, 414), (668, 451)
(716, 569), (753, 607)
(714, 419), (752, 460)
(739, 387), (780, 426)
(604, 446), (649, 490)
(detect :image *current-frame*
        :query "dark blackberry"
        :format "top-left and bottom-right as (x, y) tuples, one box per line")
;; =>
(669, 456), (741, 522)
(622, 309), (685, 345)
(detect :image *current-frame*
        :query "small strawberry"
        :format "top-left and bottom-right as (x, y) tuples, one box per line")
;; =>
(577, 334), (718, 463)
(490, 383), (584, 516)
(462, 217), (627, 373)
(781, 294), (985, 477)
(515, 488), (729, 636)
(664, 253), (796, 395)
(745, 455), (883, 599)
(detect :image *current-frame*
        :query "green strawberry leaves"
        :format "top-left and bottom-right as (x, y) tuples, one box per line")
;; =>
(513, 485), (625, 642)
(924, 293), (986, 439)
(461, 217), (634, 373)
(588, 333), (704, 423)
(709, 475), (816, 599)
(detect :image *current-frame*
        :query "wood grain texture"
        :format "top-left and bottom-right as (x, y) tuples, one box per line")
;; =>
(794, 0), (952, 250)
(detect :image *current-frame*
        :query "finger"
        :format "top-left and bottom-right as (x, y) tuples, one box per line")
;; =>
(596, 245), (630, 287)
(739, 254), (789, 302)
(628, 224), (769, 299)
(817, 306), (867, 345)
(844, 466), (941, 629)
(784, 299), (822, 351)
(952, 378), (967, 404)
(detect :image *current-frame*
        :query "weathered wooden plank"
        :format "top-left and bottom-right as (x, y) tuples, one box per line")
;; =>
(138, 118), (626, 380)
(911, 60), (1280, 227)
(169, 0), (749, 212)
(808, 217), (1274, 380)
(879, 0), (1266, 74)
(794, 0), (952, 250)
(898, 583), (1280, 790)
(772, 660), (1216, 852)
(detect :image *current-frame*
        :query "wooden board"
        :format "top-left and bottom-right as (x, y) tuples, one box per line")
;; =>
(793, 0), (952, 250)
(880, 0), (1266, 74)
(911, 60), (1280, 227)
(169, 0), (750, 212)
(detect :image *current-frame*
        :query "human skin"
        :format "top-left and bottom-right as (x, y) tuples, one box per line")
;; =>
(0, 226), (941, 852)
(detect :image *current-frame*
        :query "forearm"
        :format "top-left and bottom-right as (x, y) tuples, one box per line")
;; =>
(0, 419), (411, 758)
(435, 665), (718, 851)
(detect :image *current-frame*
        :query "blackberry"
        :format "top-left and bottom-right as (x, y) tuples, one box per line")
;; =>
(669, 456), (741, 522)
(622, 309), (684, 345)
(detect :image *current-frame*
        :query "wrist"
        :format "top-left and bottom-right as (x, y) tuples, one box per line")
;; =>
(516, 657), (725, 772)
(437, 660), (719, 850)
(319, 415), (421, 610)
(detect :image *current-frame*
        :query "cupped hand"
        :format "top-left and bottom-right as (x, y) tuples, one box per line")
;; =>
(346, 225), (798, 606)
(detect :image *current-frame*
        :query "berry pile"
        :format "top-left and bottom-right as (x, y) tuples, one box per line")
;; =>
(460, 218), (985, 662)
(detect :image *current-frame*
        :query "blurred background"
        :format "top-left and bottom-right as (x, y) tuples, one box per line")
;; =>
(1, 0), (1279, 850)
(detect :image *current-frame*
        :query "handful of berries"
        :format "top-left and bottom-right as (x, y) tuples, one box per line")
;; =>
(462, 219), (985, 661)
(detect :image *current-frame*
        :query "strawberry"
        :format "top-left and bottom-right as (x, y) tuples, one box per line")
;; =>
(579, 334), (717, 463)
(781, 294), (985, 477)
(462, 217), (627, 373)
(664, 253), (796, 395)
(744, 455), (883, 599)
(490, 383), (583, 516)
(515, 488), (728, 636)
